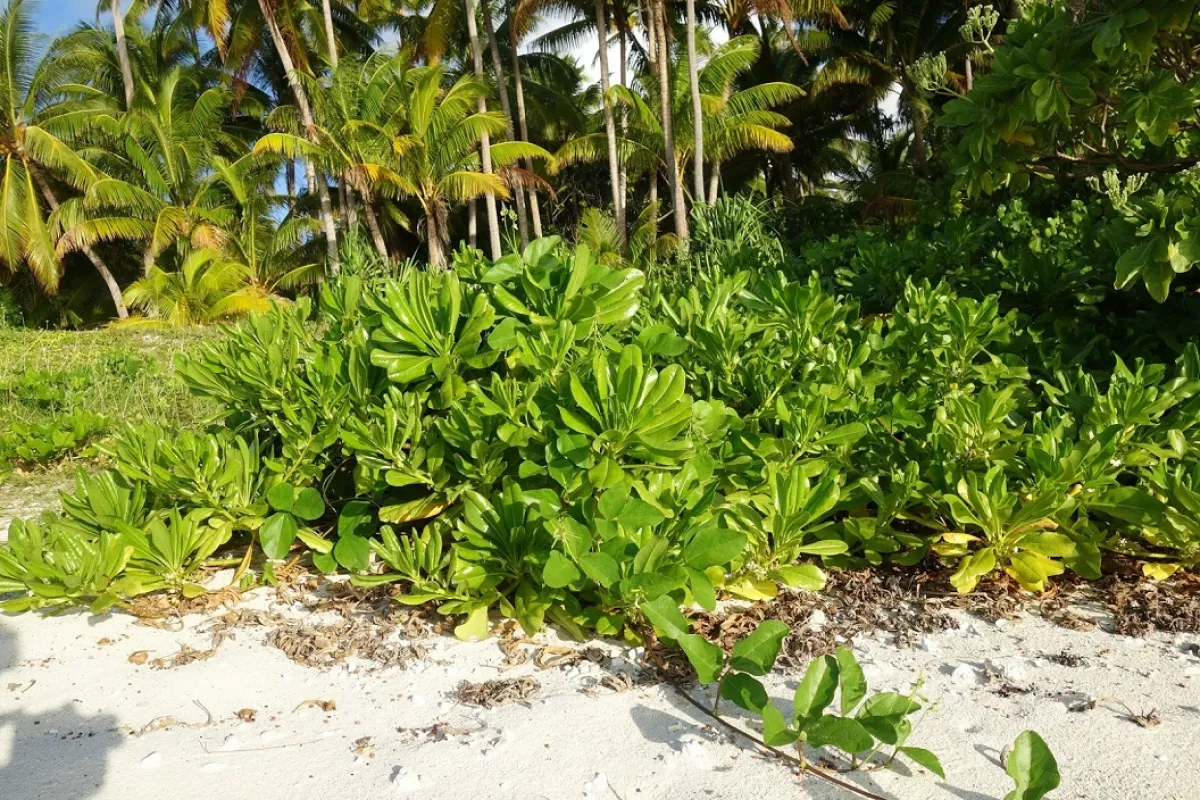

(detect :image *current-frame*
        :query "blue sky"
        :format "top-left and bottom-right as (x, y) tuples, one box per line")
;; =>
(34, 1), (98, 36)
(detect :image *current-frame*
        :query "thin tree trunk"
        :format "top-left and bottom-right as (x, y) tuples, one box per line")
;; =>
(465, 0), (503, 260)
(509, 19), (543, 239)
(111, 0), (136, 109)
(685, 0), (703, 202)
(257, 0), (340, 273)
(618, 22), (629, 213)
(594, 0), (626, 247)
(363, 203), (389, 259)
(321, 0), (339, 68)
(965, 54), (973, 91)
(654, 0), (688, 240)
(33, 169), (127, 318)
(644, 0), (658, 233)
(707, 160), (719, 203)
(427, 209), (446, 269)
(345, 181), (359, 230)
(468, 199), (478, 249)
(481, 0), (529, 249)
(911, 97), (928, 172)
(287, 161), (296, 197)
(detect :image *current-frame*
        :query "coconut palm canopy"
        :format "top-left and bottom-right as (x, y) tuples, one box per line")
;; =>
(1, 0), (977, 325)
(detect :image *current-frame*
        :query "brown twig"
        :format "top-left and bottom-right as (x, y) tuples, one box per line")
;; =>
(670, 685), (891, 800)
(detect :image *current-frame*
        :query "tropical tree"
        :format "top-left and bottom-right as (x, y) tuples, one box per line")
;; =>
(805, 0), (968, 170)
(58, 68), (241, 275)
(556, 36), (802, 208)
(255, 51), (412, 260)
(390, 67), (549, 268)
(0, 0), (127, 317)
(123, 247), (273, 325)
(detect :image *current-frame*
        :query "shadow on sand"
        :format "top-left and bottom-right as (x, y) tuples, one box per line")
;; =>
(0, 617), (121, 800)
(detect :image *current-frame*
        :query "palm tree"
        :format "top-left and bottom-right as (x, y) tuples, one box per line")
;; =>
(255, 52), (413, 260)
(557, 37), (801, 210)
(197, 154), (322, 292)
(390, 67), (548, 268)
(0, 0), (128, 317)
(251, 0), (341, 271)
(107, 0), (136, 109)
(684, 0), (703, 202)
(478, 0), (531, 248)
(804, 0), (967, 171)
(592, 0), (626, 247)
(505, 0), (545, 238)
(648, 0), (687, 239)
(464, 0), (503, 259)
(123, 247), (274, 325)
(57, 69), (240, 276)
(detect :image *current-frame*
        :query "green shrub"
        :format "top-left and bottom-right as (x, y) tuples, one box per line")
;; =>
(4, 235), (1199, 631)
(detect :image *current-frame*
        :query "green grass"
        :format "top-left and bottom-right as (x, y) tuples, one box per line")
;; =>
(0, 328), (218, 476)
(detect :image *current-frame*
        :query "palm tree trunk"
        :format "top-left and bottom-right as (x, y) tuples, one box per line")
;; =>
(684, 0), (703, 202)
(653, 0), (688, 240)
(363, 203), (389, 259)
(465, 0), (503, 260)
(594, 0), (627, 248)
(32, 169), (128, 319)
(345, 181), (359, 230)
(321, 0), (339, 68)
(708, 161), (720, 203)
(618, 22), (629, 212)
(427, 208), (446, 269)
(481, 0), (529, 249)
(509, 20), (543, 239)
(111, 0), (136, 110)
(468, 199), (478, 248)
(257, 0), (340, 273)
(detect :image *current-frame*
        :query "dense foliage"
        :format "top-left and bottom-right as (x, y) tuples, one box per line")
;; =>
(3, 0), (1200, 325)
(4, 224), (1199, 626)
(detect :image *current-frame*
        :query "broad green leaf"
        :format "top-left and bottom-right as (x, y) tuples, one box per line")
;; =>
(1005, 730), (1060, 800)
(677, 633), (724, 683)
(640, 594), (691, 641)
(266, 483), (295, 512)
(543, 550), (581, 588)
(455, 605), (491, 641)
(804, 715), (874, 753)
(720, 672), (769, 713)
(729, 620), (789, 676)
(835, 648), (867, 714)
(338, 501), (374, 539)
(334, 532), (371, 572)
(794, 655), (839, 722)
(291, 488), (325, 521)
(578, 552), (620, 587)
(769, 564), (827, 590)
(761, 704), (800, 747)
(686, 567), (716, 611)
(259, 512), (298, 560)
(899, 747), (946, 778)
(683, 527), (746, 570)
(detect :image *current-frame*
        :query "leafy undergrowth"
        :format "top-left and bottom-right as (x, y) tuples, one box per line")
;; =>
(0, 328), (217, 480)
(2, 235), (1198, 625)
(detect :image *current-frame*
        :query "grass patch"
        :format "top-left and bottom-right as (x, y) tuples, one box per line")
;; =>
(0, 328), (218, 478)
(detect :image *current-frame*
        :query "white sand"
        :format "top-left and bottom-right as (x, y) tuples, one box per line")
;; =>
(2, 581), (1199, 800)
(2, 490), (1198, 799)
